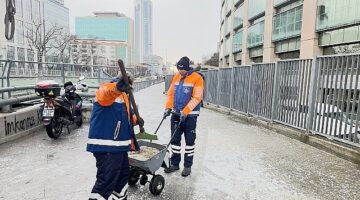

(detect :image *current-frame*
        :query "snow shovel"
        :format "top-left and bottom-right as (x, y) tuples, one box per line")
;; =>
(117, 59), (158, 141)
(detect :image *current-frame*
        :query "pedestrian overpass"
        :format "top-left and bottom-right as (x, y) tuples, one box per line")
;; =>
(0, 82), (360, 200)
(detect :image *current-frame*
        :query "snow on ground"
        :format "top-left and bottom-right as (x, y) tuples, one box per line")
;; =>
(0, 83), (360, 200)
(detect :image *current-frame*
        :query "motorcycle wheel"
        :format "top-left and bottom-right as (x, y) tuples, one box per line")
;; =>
(46, 118), (63, 139)
(76, 118), (83, 127)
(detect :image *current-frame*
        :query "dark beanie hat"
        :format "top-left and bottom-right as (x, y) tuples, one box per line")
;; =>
(176, 56), (191, 71)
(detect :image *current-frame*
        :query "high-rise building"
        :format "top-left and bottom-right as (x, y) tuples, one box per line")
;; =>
(134, 0), (153, 63)
(70, 38), (128, 66)
(45, 0), (70, 62)
(219, 0), (360, 66)
(0, 0), (44, 62)
(75, 12), (135, 66)
(0, 0), (69, 62)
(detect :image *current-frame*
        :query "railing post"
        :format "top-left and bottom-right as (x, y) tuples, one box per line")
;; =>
(61, 62), (65, 84)
(216, 68), (221, 107)
(98, 66), (102, 85)
(306, 57), (320, 134)
(229, 67), (234, 110)
(2, 60), (12, 112)
(246, 65), (252, 116)
(271, 62), (280, 121)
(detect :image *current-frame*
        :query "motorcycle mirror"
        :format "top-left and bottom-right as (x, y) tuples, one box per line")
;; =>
(79, 76), (85, 81)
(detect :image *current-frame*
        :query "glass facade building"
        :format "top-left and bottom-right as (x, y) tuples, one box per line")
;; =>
(272, 5), (302, 41)
(218, 0), (360, 67)
(76, 17), (131, 42)
(233, 29), (243, 53)
(75, 13), (134, 66)
(248, 0), (266, 19)
(134, 0), (153, 63)
(317, 0), (360, 31)
(233, 4), (244, 29)
(248, 20), (264, 48)
(0, 0), (70, 62)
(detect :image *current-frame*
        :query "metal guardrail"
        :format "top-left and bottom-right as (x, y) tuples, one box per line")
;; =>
(0, 78), (163, 110)
(184, 55), (360, 147)
(274, 59), (313, 130)
(231, 66), (251, 114)
(0, 60), (153, 89)
(248, 63), (276, 120)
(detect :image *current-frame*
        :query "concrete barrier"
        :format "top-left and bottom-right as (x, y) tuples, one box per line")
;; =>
(0, 105), (43, 144)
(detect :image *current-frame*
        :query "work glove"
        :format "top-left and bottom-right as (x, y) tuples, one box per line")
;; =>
(163, 109), (172, 118)
(180, 111), (187, 123)
(116, 78), (132, 93)
(137, 116), (145, 127)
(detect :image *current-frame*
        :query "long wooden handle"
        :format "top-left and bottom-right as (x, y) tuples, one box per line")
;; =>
(117, 60), (145, 132)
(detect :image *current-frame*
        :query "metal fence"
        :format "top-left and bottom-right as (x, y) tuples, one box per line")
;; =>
(165, 75), (173, 92)
(309, 54), (360, 144)
(274, 59), (313, 130)
(0, 60), (163, 111)
(203, 70), (219, 104)
(0, 60), (150, 87)
(231, 66), (251, 114)
(166, 54), (360, 147)
(217, 68), (232, 108)
(248, 63), (276, 119)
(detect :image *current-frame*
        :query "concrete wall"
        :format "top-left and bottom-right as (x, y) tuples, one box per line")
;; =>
(0, 105), (43, 144)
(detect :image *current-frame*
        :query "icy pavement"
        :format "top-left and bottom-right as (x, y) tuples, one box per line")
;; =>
(1, 83), (360, 200)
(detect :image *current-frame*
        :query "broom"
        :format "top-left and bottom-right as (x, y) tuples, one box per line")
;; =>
(117, 60), (158, 141)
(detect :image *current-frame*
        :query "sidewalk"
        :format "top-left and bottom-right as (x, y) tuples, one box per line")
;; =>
(0, 83), (360, 200)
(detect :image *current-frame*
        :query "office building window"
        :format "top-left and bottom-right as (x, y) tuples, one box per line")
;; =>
(248, 20), (264, 48)
(323, 43), (360, 55)
(273, 6), (303, 41)
(32, 0), (41, 21)
(233, 29), (243, 53)
(23, 0), (32, 20)
(278, 51), (300, 59)
(16, 20), (25, 44)
(317, 0), (360, 31)
(15, 0), (23, 17)
(248, 0), (266, 19)
(275, 37), (301, 53)
(319, 25), (360, 46)
(274, 0), (302, 7)
(7, 46), (15, 60)
(249, 47), (263, 58)
(233, 4), (243, 29)
(27, 49), (34, 61)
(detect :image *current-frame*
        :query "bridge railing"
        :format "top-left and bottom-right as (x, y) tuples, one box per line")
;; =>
(0, 60), (163, 112)
(164, 54), (360, 147)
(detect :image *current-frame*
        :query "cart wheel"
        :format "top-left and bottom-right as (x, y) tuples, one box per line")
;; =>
(140, 174), (148, 185)
(149, 175), (165, 195)
(128, 170), (140, 186)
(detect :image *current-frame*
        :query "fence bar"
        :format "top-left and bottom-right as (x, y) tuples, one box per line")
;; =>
(307, 57), (320, 133)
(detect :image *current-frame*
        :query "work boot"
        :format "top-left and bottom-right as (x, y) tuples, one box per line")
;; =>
(164, 165), (179, 173)
(181, 167), (191, 177)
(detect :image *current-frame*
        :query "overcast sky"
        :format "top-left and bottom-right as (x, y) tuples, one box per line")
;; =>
(64, 0), (221, 64)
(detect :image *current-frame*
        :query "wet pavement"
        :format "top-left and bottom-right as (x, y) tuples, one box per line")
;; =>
(0, 83), (360, 200)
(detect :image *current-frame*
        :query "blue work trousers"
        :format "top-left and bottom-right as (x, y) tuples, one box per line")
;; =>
(170, 114), (197, 168)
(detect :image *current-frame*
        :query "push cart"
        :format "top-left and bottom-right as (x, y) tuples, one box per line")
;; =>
(128, 140), (170, 195)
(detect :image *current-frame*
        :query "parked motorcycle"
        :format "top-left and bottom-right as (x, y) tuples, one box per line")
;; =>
(35, 76), (88, 139)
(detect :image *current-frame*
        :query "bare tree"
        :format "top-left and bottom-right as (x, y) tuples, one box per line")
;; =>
(25, 20), (63, 63)
(204, 52), (219, 67)
(53, 33), (73, 63)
